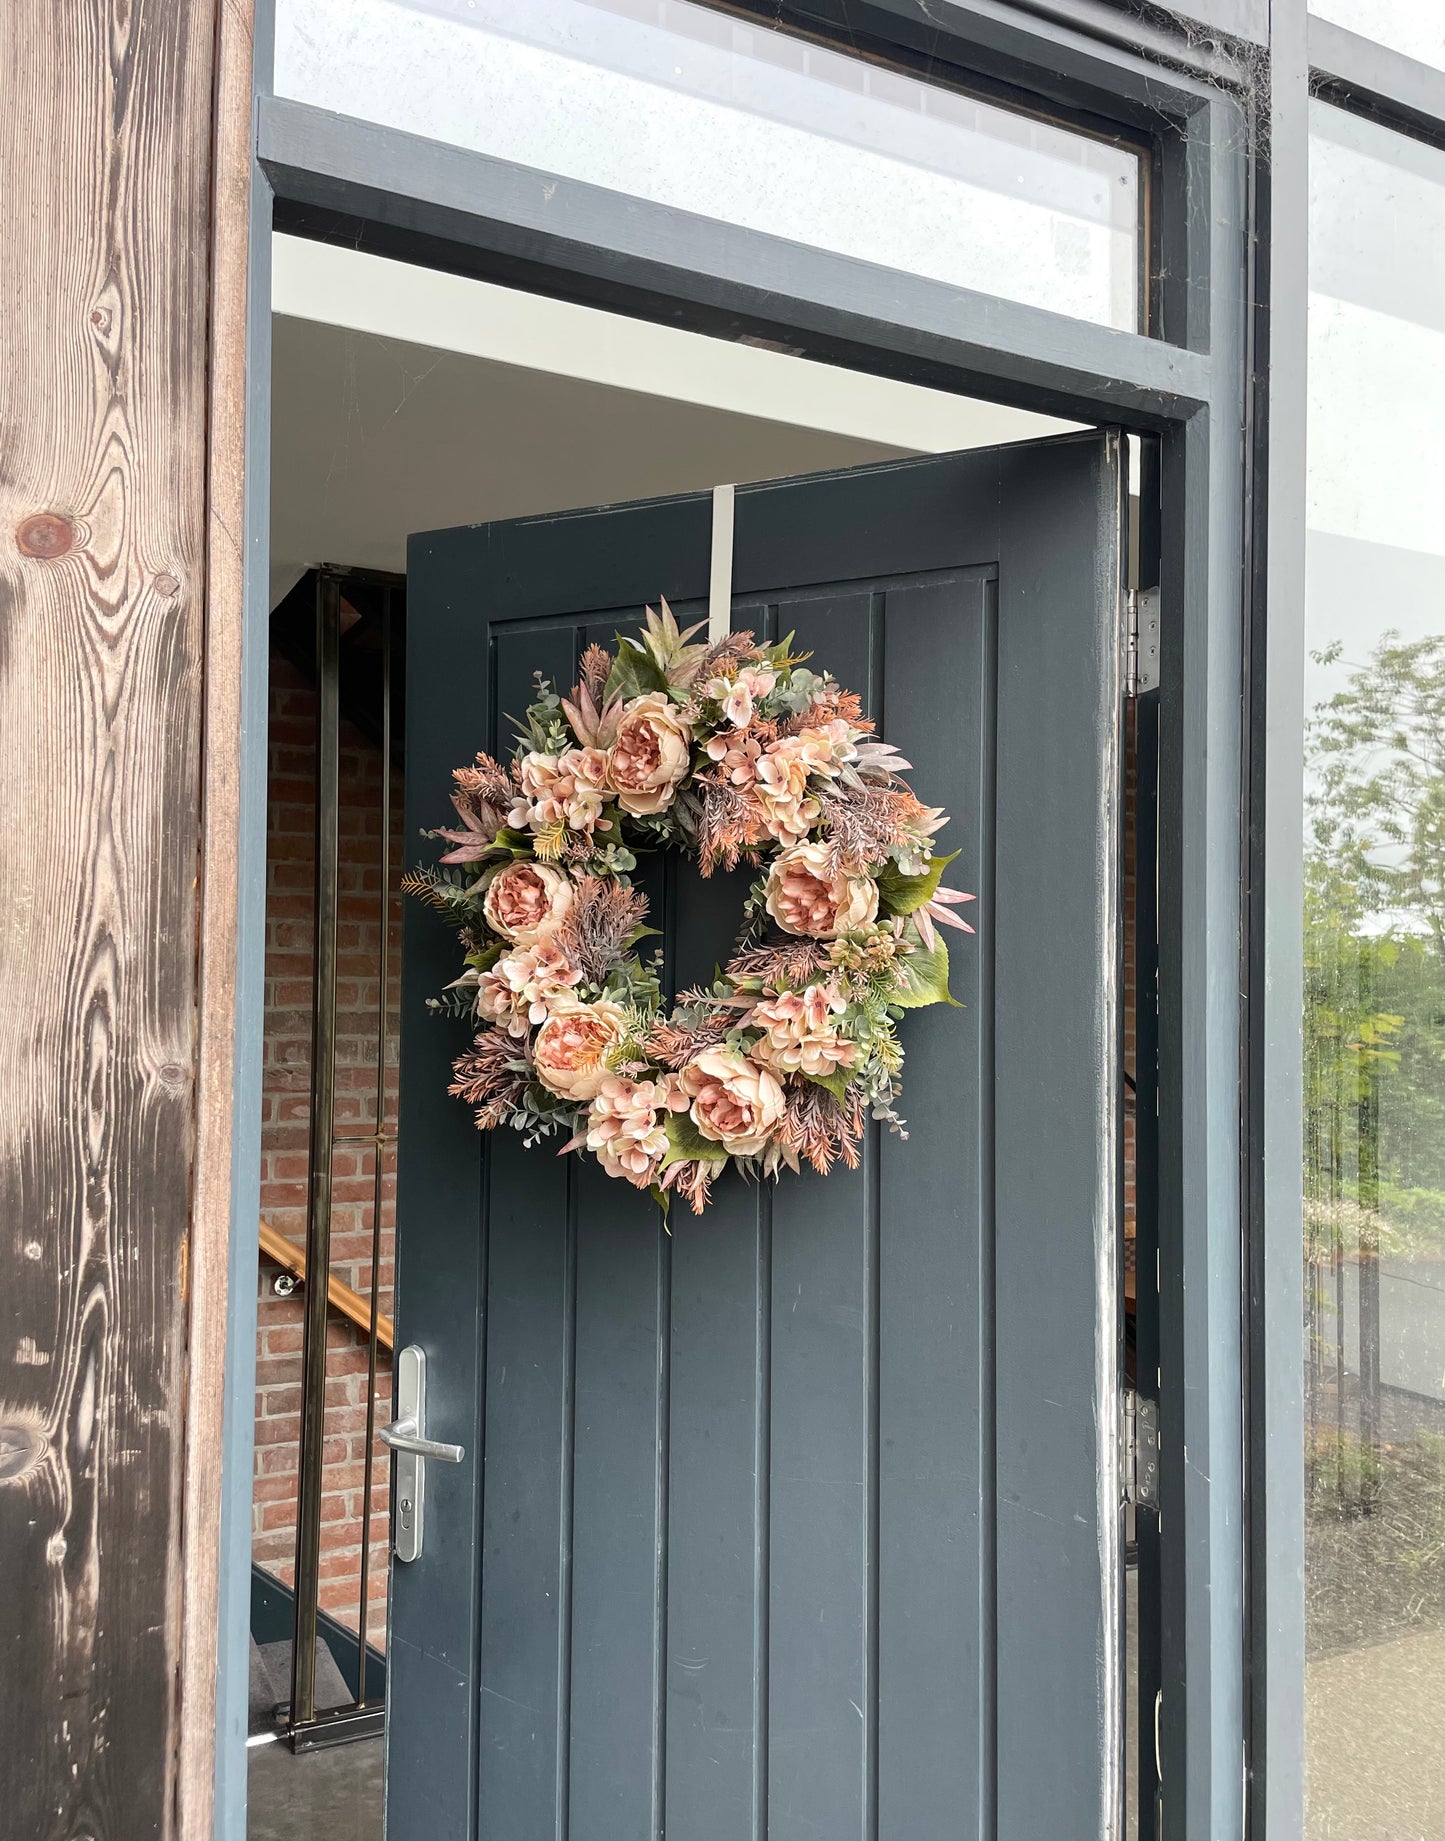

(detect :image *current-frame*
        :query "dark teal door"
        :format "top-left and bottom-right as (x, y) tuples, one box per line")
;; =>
(388, 437), (1125, 1841)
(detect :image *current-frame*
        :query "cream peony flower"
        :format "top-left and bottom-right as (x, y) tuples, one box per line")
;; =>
(764, 841), (879, 940)
(511, 748), (611, 836)
(750, 981), (857, 1080)
(482, 860), (574, 946)
(533, 998), (630, 1102)
(475, 940), (582, 1039)
(581, 1073), (671, 1188)
(609, 693), (693, 815)
(679, 1048), (786, 1158)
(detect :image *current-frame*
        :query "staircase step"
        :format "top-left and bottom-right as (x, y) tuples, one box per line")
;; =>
(248, 1634), (353, 1735)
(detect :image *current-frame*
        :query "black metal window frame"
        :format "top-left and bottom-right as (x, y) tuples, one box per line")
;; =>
(218, 2), (1282, 1838)
(284, 565), (404, 1752)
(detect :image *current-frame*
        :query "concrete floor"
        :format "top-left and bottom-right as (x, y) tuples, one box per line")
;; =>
(245, 1570), (1145, 1840)
(1305, 1625), (1445, 1841)
(248, 1736), (384, 1841)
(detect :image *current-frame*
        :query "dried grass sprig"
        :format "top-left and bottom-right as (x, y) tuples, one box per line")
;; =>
(774, 687), (871, 738)
(579, 643), (612, 705)
(400, 867), (454, 913)
(695, 775), (768, 875)
(553, 875), (652, 985)
(725, 938), (831, 986)
(814, 780), (934, 874)
(695, 630), (761, 679)
(657, 1158), (718, 1215)
(778, 1078), (866, 1175)
(643, 1002), (737, 1069)
(449, 1030), (529, 1130)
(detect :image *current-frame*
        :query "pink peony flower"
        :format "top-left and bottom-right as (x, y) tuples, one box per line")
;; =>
(609, 693), (693, 815)
(750, 981), (857, 1080)
(511, 748), (611, 836)
(579, 1073), (672, 1188)
(482, 860), (574, 946)
(533, 998), (630, 1102)
(679, 1048), (786, 1158)
(764, 841), (879, 940)
(476, 940), (582, 1039)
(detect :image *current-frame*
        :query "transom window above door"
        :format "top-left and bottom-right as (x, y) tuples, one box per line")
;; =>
(273, 0), (1145, 331)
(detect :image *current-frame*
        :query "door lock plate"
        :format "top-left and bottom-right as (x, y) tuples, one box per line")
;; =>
(1124, 1387), (1161, 1512)
(380, 1344), (464, 1562)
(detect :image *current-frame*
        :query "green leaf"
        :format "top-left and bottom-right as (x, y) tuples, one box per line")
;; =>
(661, 1108), (729, 1168)
(891, 935), (960, 1009)
(803, 1064), (856, 1103)
(465, 942), (503, 974)
(604, 639), (669, 703)
(875, 850), (961, 917)
(464, 832), (538, 886)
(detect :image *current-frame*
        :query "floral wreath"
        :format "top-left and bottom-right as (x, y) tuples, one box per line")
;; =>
(407, 602), (973, 1215)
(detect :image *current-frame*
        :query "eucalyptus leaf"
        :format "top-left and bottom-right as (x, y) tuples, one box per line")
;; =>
(876, 849), (961, 917)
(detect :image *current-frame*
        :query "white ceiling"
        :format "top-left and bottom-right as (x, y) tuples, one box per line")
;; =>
(270, 235), (1075, 607)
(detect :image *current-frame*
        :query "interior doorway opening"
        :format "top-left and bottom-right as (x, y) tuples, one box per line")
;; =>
(245, 234), (1151, 1841)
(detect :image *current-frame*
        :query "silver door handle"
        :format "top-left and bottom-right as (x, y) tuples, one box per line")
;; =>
(379, 1415), (464, 1464)
(381, 1345), (463, 1562)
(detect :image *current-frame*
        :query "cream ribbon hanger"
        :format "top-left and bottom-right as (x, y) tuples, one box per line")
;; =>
(708, 482), (735, 644)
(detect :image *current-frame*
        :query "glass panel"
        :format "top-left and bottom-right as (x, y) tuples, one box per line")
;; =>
(1311, 0), (1445, 72)
(275, 0), (1142, 330)
(1304, 100), (1445, 1841)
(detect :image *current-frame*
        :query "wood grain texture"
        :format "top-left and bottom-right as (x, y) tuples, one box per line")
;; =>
(179, 2), (255, 1835)
(0, 4), (221, 1835)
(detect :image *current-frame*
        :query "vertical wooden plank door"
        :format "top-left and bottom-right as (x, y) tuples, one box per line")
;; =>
(390, 439), (1124, 1841)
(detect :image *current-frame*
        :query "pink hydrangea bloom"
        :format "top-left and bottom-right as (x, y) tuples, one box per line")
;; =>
(750, 981), (857, 1080)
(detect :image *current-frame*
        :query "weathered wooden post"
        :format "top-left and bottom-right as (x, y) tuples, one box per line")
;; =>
(0, 3), (252, 1834)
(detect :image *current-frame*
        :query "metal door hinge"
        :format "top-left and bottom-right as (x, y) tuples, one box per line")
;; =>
(1125, 586), (1161, 699)
(1123, 1387), (1160, 1510)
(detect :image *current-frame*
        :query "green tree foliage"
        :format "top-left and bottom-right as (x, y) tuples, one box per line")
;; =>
(1304, 633), (1445, 1258)
(1308, 632), (1445, 966)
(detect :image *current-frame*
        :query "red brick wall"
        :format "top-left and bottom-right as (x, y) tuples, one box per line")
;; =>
(254, 650), (400, 1647)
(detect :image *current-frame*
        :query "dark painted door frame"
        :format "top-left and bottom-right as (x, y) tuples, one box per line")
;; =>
(219, 3), (1284, 1838)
